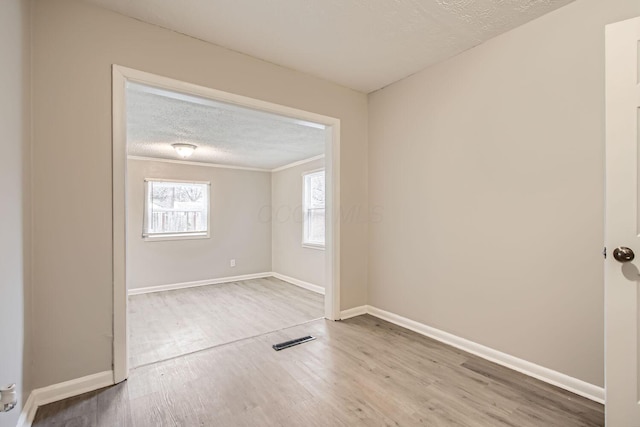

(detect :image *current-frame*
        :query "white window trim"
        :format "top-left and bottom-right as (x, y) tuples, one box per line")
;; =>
(142, 232), (210, 242)
(302, 242), (326, 251)
(302, 168), (325, 249)
(143, 178), (211, 241)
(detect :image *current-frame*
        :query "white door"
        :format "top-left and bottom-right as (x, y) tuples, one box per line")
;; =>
(605, 15), (640, 427)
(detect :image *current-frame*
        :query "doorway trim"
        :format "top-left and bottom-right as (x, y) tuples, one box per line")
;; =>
(112, 65), (341, 383)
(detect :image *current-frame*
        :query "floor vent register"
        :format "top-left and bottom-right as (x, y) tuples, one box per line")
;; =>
(272, 336), (316, 351)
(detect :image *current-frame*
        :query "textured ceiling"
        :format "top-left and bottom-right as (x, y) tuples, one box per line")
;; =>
(84, 0), (573, 92)
(126, 82), (326, 169)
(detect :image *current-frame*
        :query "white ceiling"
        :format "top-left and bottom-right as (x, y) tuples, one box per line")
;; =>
(126, 82), (326, 170)
(85, 0), (573, 93)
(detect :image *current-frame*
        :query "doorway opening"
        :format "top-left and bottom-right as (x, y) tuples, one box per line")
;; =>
(112, 65), (340, 382)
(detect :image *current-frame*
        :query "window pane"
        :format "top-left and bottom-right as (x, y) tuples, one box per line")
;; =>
(303, 170), (325, 246)
(308, 208), (325, 245)
(308, 172), (325, 209)
(145, 181), (209, 235)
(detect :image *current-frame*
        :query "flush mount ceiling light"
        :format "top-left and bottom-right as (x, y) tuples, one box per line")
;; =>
(172, 143), (197, 159)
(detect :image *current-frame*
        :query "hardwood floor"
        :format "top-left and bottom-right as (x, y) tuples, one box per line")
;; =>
(129, 277), (324, 367)
(34, 315), (603, 426)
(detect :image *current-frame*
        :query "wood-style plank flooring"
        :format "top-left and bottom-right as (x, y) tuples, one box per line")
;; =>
(34, 315), (603, 426)
(129, 277), (324, 367)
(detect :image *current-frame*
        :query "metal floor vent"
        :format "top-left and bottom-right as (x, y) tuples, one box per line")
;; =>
(272, 336), (316, 351)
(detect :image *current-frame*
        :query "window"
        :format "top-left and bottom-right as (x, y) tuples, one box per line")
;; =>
(303, 170), (325, 248)
(143, 179), (210, 240)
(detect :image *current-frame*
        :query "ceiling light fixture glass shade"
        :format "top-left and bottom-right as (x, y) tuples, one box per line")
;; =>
(172, 143), (197, 158)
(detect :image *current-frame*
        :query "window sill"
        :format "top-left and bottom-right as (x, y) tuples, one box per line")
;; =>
(143, 233), (210, 242)
(302, 243), (325, 251)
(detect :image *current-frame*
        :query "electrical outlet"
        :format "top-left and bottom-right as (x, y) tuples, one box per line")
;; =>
(230, 259), (236, 267)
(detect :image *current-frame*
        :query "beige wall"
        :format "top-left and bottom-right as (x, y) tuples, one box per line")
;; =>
(31, 0), (368, 388)
(0, 0), (30, 424)
(30, 0), (628, 395)
(127, 160), (272, 290)
(272, 158), (325, 287)
(368, 0), (640, 387)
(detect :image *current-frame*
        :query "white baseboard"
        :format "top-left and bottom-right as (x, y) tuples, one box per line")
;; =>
(17, 371), (114, 427)
(271, 272), (325, 295)
(128, 272), (273, 295)
(340, 305), (368, 319)
(341, 305), (605, 404)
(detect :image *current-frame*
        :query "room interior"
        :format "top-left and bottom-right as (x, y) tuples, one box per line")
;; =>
(124, 81), (327, 368)
(2, 0), (640, 426)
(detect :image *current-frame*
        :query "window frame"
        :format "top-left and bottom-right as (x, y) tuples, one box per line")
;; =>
(302, 168), (326, 250)
(142, 178), (211, 242)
